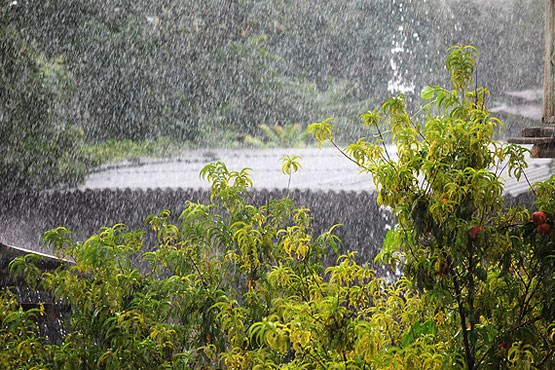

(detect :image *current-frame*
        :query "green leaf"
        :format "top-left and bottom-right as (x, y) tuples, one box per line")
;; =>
(383, 228), (397, 251)
(280, 155), (302, 175)
(307, 117), (335, 147)
(475, 267), (487, 283)
(420, 86), (435, 100)
(401, 320), (438, 348)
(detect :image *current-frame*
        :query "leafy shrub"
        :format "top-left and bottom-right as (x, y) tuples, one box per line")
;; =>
(244, 123), (309, 148)
(83, 137), (187, 168)
(4, 46), (555, 369)
(5, 159), (454, 369)
(0, 290), (51, 368)
(310, 45), (555, 369)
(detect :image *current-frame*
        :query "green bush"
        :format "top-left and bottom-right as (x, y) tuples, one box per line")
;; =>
(4, 47), (555, 369)
(244, 123), (309, 148)
(82, 137), (188, 168)
(310, 45), (555, 369)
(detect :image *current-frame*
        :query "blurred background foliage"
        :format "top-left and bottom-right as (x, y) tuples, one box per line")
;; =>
(1, 0), (544, 189)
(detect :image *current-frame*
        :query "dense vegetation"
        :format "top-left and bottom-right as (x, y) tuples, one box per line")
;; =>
(4, 0), (543, 143)
(0, 6), (88, 191)
(2, 46), (554, 369)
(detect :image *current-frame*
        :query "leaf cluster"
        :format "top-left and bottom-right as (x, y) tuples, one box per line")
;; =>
(4, 158), (465, 369)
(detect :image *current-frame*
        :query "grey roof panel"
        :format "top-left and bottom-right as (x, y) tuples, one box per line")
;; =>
(80, 146), (553, 195)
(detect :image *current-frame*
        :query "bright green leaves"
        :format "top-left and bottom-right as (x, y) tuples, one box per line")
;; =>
(344, 138), (384, 169)
(280, 155), (302, 176)
(42, 226), (75, 258)
(381, 95), (419, 153)
(382, 95), (407, 115)
(0, 290), (48, 369)
(8, 254), (45, 290)
(146, 209), (180, 244)
(245, 123), (308, 148)
(248, 317), (289, 354)
(316, 45), (554, 369)
(278, 225), (312, 260)
(503, 143), (529, 181)
(420, 85), (457, 113)
(6, 160), (350, 369)
(400, 320), (438, 349)
(267, 264), (298, 289)
(280, 155), (302, 191)
(326, 252), (371, 286)
(360, 109), (382, 129)
(213, 296), (249, 349)
(232, 221), (263, 270)
(446, 45), (478, 92)
(307, 117), (335, 147)
(375, 227), (404, 270)
(420, 85), (437, 100)
(200, 161), (253, 204)
(245, 251), (450, 369)
(5, 44), (554, 369)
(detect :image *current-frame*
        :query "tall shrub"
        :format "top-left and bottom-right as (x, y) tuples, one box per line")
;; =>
(310, 45), (555, 369)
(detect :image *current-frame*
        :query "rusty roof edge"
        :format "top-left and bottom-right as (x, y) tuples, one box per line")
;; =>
(0, 242), (74, 267)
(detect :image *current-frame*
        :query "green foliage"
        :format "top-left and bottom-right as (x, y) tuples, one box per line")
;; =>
(3, 45), (555, 369)
(244, 124), (309, 148)
(307, 117), (336, 148)
(280, 155), (302, 192)
(0, 291), (51, 369)
(0, 11), (88, 191)
(4, 156), (463, 369)
(446, 45), (478, 93)
(311, 45), (555, 369)
(5, 0), (543, 144)
(280, 155), (302, 176)
(0, 160), (330, 368)
(83, 137), (188, 168)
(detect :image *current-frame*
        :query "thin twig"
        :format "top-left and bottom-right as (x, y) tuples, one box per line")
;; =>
(522, 169), (537, 198)
(330, 139), (373, 172)
(537, 346), (555, 367)
(372, 120), (393, 162)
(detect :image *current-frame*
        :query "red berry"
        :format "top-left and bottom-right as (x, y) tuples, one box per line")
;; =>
(469, 225), (482, 239)
(537, 223), (552, 235)
(438, 261), (450, 275)
(441, 198), (448, 203)
(532, 211), (548, 226)
(497, 342), (511, 357)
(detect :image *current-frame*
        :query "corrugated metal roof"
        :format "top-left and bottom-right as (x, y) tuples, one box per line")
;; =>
(81, 145), (553, 196)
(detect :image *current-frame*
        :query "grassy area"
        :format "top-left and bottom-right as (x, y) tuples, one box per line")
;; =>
(81, 119), (375, 171)
(83, 137), (190, 168)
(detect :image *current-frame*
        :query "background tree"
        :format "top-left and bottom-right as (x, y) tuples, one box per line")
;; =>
(4, 0), (543, 147)
(0, 4), (87, 192)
